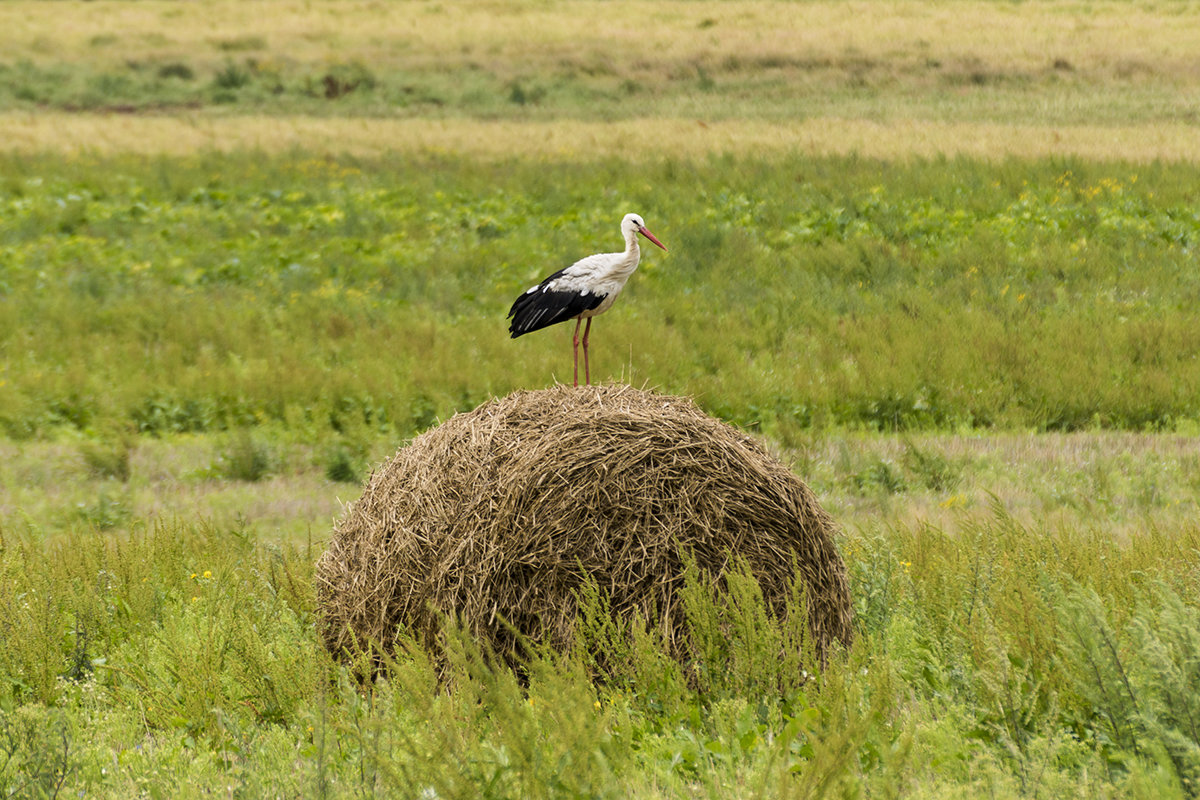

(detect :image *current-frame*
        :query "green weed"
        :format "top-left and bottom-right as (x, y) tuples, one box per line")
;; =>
(901, 439), (964, 492)
(79, 431), (134, 482)
(850, 459), (908, 496)
(0, 706), (75, 799)
(321, 439), (366, 484)
(156, 62), (195, 81)
(74, 490), (131, 531)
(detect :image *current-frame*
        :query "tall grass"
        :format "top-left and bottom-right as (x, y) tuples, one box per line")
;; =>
(10, 114), (1200, 163)
(1, 508), (1198, 797)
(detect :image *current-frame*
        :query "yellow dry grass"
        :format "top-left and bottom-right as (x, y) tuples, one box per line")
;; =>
(7, 0), (1200, 79)
(5, 1), (1199, 160)
(4, 112), (1199, 162)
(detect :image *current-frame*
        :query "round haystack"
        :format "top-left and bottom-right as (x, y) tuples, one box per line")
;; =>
(316, 384), (852, 670)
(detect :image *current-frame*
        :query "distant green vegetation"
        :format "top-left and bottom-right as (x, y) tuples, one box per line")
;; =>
(2, 48), (1192, 127)
(2, 153), (1198, 441)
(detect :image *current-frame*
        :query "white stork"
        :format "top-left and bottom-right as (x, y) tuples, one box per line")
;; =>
(508, 213), (668, 386)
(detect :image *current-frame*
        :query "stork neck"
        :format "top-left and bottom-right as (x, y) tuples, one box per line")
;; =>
(624, 229), (641, 256)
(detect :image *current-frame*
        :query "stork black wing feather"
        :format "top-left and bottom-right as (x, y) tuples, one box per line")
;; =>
(508, 273), (606, 338)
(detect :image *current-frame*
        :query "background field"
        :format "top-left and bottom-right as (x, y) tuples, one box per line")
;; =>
(3, 0), (1200, 161)
(3, 1), (1200, 798)
(4, 0), (1200, 129)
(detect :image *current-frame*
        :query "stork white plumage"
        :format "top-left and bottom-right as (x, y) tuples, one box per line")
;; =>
(508, 213), (668, 386)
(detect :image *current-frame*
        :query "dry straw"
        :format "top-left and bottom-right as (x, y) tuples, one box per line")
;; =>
(316, 384), (853, 670)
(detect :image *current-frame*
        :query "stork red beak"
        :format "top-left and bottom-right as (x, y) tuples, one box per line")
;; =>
(638, 226), (668, 252)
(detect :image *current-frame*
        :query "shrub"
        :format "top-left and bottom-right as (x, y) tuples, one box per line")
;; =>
(218, 432), (273, 482)
(79, 432), (133, 482)
(323, 441), (365, 483)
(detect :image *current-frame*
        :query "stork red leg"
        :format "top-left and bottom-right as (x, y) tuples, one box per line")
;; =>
(572, 317), (583, 387)
(582, 317), (593, 385)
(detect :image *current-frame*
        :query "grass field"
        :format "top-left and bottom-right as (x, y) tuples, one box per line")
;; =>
(3, 0), (1200, 161)
(3, 1), (1200, 797)
(4, 0), (1200, 128)
(4, 153), (1198, 437)
(5, 433), (1200, 798)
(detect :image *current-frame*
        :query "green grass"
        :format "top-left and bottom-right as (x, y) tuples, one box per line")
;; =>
(3, 429), (1198, 796)
(2, 483), (1199, 798)
(5, 429), (1200, 544)
(1, 153), (1198, 440)
(4, 155), (1200, 800)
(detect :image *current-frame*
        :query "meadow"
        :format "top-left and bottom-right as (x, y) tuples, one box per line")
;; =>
(3, 1), (1200, 797)
(3, 153), (1199, 440)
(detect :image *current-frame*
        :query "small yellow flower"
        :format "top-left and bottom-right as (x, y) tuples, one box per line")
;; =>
(594, 701), (602, 710)
(203, 570), (212, 579)
(940, 494), (965, 509)
(190, 572), (197, 579)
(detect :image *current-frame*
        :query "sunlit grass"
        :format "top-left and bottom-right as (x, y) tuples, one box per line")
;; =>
(8, 0), (1200, 80)
(6, 113), (1200, 161)
(2, 0), (1200, 131)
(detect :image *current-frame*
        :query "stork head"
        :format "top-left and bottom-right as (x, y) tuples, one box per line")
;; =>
(622, 213), (668, 252)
